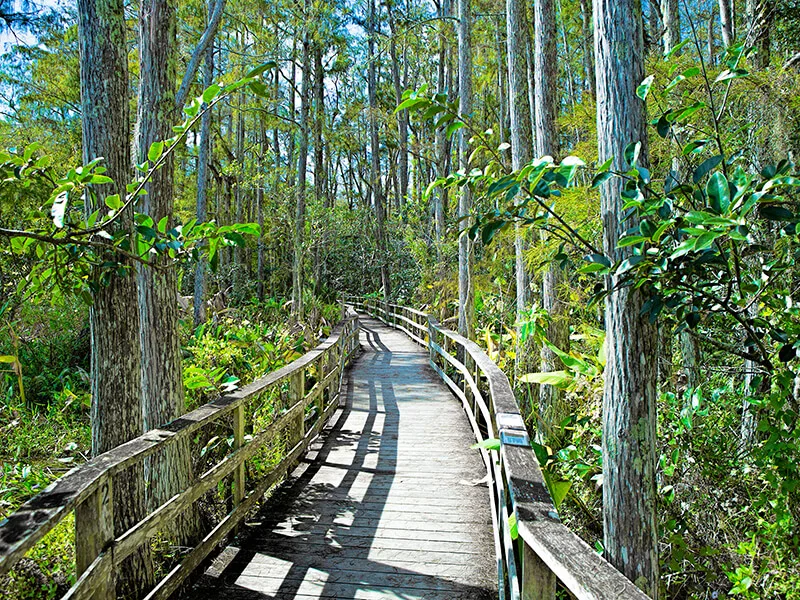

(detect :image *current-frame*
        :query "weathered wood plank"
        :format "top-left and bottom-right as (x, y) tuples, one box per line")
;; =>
(0, 314), (359, 589)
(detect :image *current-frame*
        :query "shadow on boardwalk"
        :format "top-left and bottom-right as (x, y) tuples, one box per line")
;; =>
(191, 319), (496, 600)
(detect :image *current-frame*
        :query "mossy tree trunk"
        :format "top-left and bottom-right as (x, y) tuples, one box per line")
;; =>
(77, 0), (153, 595)
(594, 0), (660, 595)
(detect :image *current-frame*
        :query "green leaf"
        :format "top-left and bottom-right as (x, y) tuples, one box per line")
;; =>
(395, 96), (428, 113)
(518, 371), (573, 387)
(245, 61), (277, 78)
(636, 75), (654, 100)
(202, 83), (222, 104)
(596, 156), (614, 172)
(233, 222), (261, 236)
(664, 38), (690, 59)
(105, 194), (122, 210)
(481, 220), (506, 245)
(148, 141), (164, 163)
(445, 121), (465, 137)
(89, 174), (114, 185)
(759, 205), (794, 221)
(706, 171), (731, 214)
(682, 139), (709, 155)
(591, 171), (614, 188)
(508, 513), (519, 540)
(714, 68), (748, 83)
(624, 141), (642, 167)
(471, 438), (501, 451)
(692, 155), (723, 183)
(51, 191), (68, 228)
(0, 355), (17, 363)
(223, 231), (246, 247)
(543, 471), (571, 511)
(618, 235), (648, 247)
(665, 67), (700, 93)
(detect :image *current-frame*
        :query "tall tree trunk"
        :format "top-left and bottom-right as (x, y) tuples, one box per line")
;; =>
(388, 1), (409, 207)
(136, 0), (197, 547)
(708, 3), (716, 65)
(594, 0), (659, 595)
(680, 330), (700, 389)
(719, 0), (734, 47)
(368, 0), (391, 298)
(293, 16), (311, 319)
(536, 0), (568, 442)
(312, 43), (326, 294)
(457, 0), (474, 340)
(233, 84), (246, 300)
(661, 0), (680, 54)
(580, 0), (596, 98)
(194, 26), (214, 327)
(746, 0), (772, 69)
(257, 112), (266, 301)
(433, 0), (451, 258)
(495, 17), (509, 154)
(526, 34), (536, 148)
(507, 0), (533, 364)
(77, 0), (153, 596)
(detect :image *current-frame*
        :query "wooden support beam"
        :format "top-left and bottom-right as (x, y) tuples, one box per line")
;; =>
(521, 539), (557, 600)
(75, 477), (114, 600)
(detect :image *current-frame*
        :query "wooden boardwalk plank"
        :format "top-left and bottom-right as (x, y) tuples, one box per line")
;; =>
(190, 317), (497, 600)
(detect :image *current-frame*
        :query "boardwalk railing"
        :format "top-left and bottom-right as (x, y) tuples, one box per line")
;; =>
(350, 297), (649, 600)
(0, 310), (360, 600)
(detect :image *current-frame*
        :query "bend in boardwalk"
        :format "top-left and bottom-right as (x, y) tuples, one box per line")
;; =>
(191, 316), (497, 600)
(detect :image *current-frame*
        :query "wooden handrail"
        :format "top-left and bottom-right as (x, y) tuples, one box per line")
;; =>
(0, 310), (361, 600)
(350, 297), (649, 600)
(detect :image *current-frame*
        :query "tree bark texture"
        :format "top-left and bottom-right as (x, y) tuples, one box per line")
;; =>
(312, 43), (327, 294)
(679, 330), (700, 390)
(707, 3), (716, 65)
(745, 0), (773, 69)
(367, 0), (391, 298)
(594, 0), (660, 595)
(388, 2), (409, 207)
(136, 0), (198, 547)
(233, 86), (246, 299)
(77, 0), (153, 595)
(293, 19), (311, 319)
(194, 21), (214, 327)
(579, 0), (596, 97)
(506, 0), (532, 331)
(535, 0), (568, 441)
(457, 0), (474, 340)
(718, 0), (734, 47)
(661, 0), (680, 54)
(433, 0), (451, 256)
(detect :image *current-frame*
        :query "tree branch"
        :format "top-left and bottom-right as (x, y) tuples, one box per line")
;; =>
(175, 0), (227, 109)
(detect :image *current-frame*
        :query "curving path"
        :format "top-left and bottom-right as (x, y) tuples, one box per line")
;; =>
(190, 316), (497, 599)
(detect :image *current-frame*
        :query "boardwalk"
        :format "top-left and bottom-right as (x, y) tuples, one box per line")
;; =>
(191, 316), (498, 600)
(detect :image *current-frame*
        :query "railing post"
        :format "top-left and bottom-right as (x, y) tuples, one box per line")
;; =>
(75, 476), (114, 599)
(463, 354), (474, 409)
(291, 369), (306, 445)
(316, 356), (325, 421)
(233, 404), (245, 507)
(520, 538), (556, 599)
(427, 317), (435, 365)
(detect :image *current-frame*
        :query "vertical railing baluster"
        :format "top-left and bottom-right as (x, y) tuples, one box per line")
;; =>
(291, 369), (306, 446)
(233, 403), (246, 509)
(75, 476), (115, 599)
(520, 539), (556, 599)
